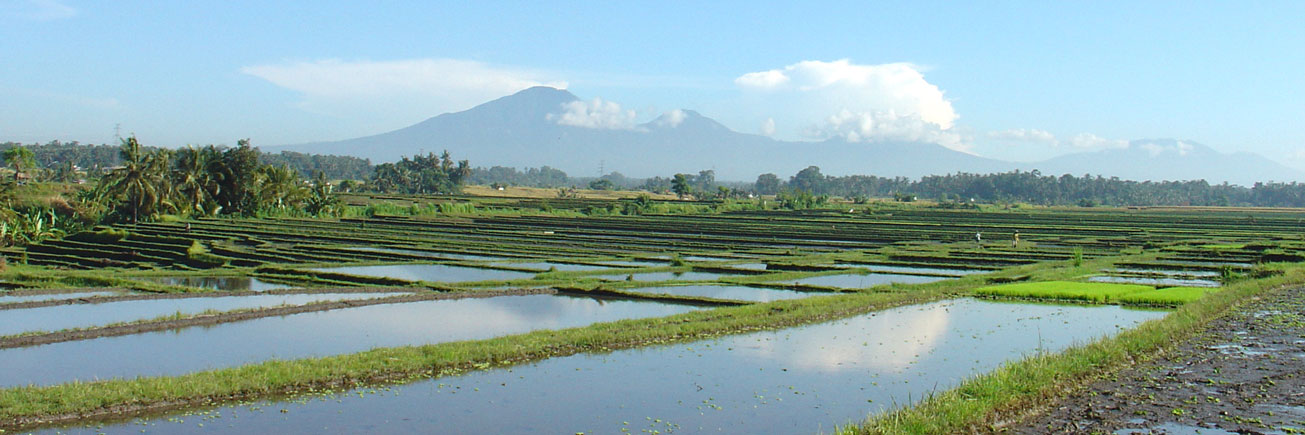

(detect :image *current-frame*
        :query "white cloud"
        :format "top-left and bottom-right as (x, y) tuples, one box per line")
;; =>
(549, 98), (639, 130)
(1067, 133), (1129, 150)
(241, 58), (566, 124)
(655, 109), (686, 128)
(987, 129), (1130, 153)
(987, 128), (1058, 145)
(1138, 140), (1194, 157)
(4, 0), (76, 20)
(810, 109), (968, 151)
(735, 59), (962, 150)
(761, 117), (776, 136)
(735, 70), (790, 89)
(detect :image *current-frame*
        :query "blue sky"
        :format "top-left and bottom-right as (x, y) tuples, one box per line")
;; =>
(3, 0), (1303, 168)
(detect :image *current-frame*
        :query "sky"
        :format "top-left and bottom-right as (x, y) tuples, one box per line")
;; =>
(3, 0), (1304, 169)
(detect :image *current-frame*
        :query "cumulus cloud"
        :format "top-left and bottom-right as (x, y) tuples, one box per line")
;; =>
(761, 117), (776, 136)
(549, 98), (639, 130)
(811, 110), (968, 151)
(241, 58), (566, 124)
(735, 59), (962, 150)
(654, 109), (686, 128)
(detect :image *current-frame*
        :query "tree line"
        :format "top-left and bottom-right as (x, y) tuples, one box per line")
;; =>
(756, 166), (1305, 207)
(1, 140), (373, 180)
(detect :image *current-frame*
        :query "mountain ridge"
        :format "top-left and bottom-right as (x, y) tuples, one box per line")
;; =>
(278, 87), (1302, 186)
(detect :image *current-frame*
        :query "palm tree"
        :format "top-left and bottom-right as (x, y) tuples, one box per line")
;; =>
(100, 136), (169, 222)
(171, 146), (221, 216)
(2, 146), (36, 182)
(305, 171), (341, 216)
(257, 164), (304, 211)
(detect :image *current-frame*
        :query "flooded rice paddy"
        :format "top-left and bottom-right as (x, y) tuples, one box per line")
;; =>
(0, 290), (124, 304)
(131, 276), (291, 291)
(593, 271), (733, 281)
(782, 273), (947, 288)
(622, 285), (821, 302)
(63, 298), (1166, 433)
(1088, 276), (1222, 288)
(0, 293), (402, 337)
(345, 247), (507, 261)
(835, 263), (984, 276)
(313, 264), (536, 282)
(0, 294), (701, 387)
(495, 262), (614, 272)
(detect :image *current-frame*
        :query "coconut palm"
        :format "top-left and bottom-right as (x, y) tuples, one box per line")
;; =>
(257, 164), (305, 211)
(171, 146), (222, 216)
(99, 136), (170, 222)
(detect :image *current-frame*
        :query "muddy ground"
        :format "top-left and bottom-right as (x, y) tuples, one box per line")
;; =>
(1011, 285), (1305, 434)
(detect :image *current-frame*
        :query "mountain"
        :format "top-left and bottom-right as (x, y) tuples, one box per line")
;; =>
(278, 86), (1008, 180)
(278, 87), (1303, 185)
(1026, 139), (1302, 186)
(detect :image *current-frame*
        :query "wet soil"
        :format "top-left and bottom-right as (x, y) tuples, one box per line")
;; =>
(1011, 285), (1305, 434)
(0, 287), (555, 349)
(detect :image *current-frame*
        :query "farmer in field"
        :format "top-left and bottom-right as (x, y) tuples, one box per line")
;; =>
(1012, 230), (1020, 248)
(975, 232), (982, 248)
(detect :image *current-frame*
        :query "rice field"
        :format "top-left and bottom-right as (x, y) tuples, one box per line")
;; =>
(2, 197), (1303, 432)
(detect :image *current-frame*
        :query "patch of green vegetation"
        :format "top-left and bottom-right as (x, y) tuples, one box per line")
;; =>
(973, 280), (1152, 303)
(1116, 286), (1213, 306)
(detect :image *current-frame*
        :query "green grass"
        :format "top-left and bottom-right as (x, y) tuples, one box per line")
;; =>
(842, 266), (1304, 434)
(973, 280), (1153, 303)
(1115, 286), (1214, 306)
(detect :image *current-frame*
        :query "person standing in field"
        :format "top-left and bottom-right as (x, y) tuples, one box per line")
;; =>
(1013, 230), (1020, 248)
(975, 232), (982, 248)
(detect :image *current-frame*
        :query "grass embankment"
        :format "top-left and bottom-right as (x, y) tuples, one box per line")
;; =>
(842, 266), (1305, 434)
(0, 284), (967, 430)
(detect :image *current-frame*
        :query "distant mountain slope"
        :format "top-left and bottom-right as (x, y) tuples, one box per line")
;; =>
(1026, 139), (1302, 186)
(278, 87), (1302, 185)
(279, 86), (1010, 180)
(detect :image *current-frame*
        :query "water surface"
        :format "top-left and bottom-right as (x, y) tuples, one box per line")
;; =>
(781, 273), (946, 288)
(1088, 276), (1221, 288)
(131, 276), (290, 291)
(314, 264), (535, 283)
(0, 291), (123, 304)
(67, 299), (1164, 434)
(0, 293), (401, 337)
(835, 263), (983, 276)
(499, 262), (613, 272)
(622, 285), (820, 302)
(592, 271), (732, 282)
(345, 247), (506, 261)
(0, 294), (700, 387)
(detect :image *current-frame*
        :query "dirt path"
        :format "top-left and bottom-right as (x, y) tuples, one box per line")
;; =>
(1011, 286), (1305, 434)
